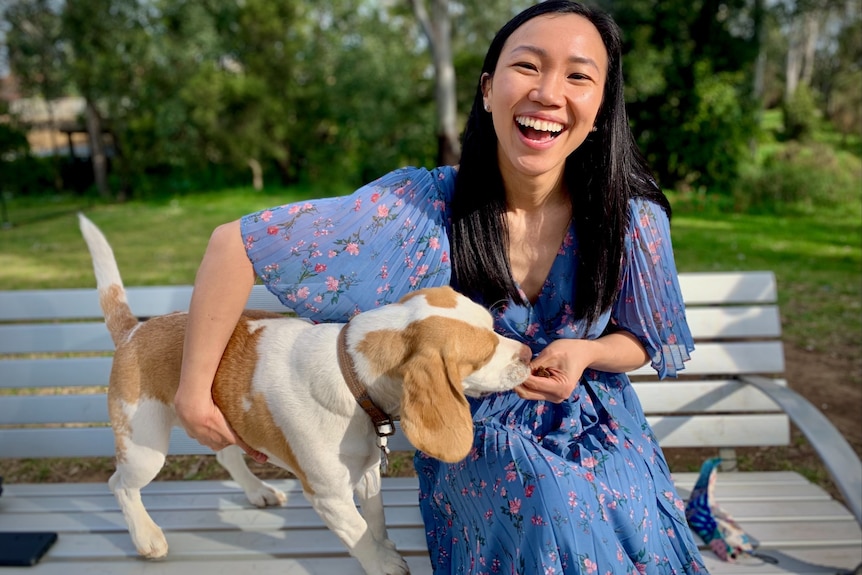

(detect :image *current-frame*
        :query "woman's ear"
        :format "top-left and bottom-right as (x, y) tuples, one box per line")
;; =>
(481, 73), (493, 109)
(399, 351), (474, 463)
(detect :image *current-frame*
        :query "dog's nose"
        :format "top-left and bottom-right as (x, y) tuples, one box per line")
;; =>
(518, 344), (532, 364)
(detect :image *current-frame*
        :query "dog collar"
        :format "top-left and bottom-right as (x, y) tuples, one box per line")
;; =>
(336, 322), (396, 438)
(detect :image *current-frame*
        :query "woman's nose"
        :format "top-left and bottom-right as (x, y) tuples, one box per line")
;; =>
(530, 75), (565, 107)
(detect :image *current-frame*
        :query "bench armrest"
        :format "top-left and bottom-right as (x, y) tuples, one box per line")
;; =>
(739, 375), (862, 527)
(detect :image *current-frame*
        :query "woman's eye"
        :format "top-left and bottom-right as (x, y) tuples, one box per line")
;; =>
(515, 62), (537, 71)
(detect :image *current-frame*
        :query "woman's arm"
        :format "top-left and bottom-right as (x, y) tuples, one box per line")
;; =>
(175, 220), (266, 462)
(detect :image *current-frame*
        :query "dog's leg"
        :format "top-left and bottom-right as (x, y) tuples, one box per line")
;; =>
(215, 445), (286, 507)
(355, 467), (397, 552)
(307, 489), (409, 575)
(108, 401), (173, 559)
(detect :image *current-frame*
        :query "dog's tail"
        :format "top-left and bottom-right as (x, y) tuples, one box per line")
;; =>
(78, 213), (139, 346)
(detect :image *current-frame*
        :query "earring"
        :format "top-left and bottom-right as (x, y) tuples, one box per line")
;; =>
(591, 125), (598, 132)
(484, 103), (491, 113)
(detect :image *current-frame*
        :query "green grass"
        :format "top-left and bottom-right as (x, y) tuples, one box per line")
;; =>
(1, 173), (859, 361)
(667, 194), (861, 356)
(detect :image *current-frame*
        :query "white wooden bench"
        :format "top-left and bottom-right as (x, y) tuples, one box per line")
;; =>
(1, 271), (860, 574)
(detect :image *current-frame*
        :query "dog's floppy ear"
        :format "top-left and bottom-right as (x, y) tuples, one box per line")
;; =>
(399, 350), (474, 463)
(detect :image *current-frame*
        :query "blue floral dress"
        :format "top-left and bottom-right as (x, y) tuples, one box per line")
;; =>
(240, 166), (708, 575)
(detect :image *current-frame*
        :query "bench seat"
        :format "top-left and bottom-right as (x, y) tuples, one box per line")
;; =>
(1, 271), (860, 574)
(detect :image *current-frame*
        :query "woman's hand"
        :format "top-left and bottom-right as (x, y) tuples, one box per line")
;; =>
(515, 332), (650, 403)
(516, 339), (591, 403)
(174, 390), (268, 463)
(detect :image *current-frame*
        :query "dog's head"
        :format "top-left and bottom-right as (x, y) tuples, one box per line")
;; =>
(346, 286), (532, 463)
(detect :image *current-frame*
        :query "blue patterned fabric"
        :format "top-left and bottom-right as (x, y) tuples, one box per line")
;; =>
(241, 166), (707, 574)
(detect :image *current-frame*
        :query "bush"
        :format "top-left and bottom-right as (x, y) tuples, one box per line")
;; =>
(734, 141), (862, 213)
(782, 85), (820, 142)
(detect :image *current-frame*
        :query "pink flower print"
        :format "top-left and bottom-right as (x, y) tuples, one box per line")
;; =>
(668, 333), (677, 344)
(617, 548), (624, 562)
(484, 509), (493, 520)
(501, 487), (507, 497)
(525, 484), (535, 498)
(584, 558), (597, 574)
(370, 192), (381, 203)
(346, 242), (359, 256)
(525, 322), (540, 337)
(584, 471), (595, 482)
(674, 498), (685, 512)
(260, 210), (273, 222)
(377, 204), (389, 218)
(531, 514), (545, 526)
(313, 295), (323, 303)
(506, 471), (517, 482)
(296, 286), (309, 300)
(380, 265), (389, 279)
(429, 237), (440, 250)
(394, 186), (405, 196)
(314, 263), (327, 273)
(354, 197), (362, 211)
(325, 276), (339, 291)
(582, 456), (598, 468)
(442, 251), (449, 263)
(508, 498), (521, 515)
(635, 563), (647, 575)
(267, 226), (278, 235)
(328, 250), (337, 258)
(416, 264), (429, 277)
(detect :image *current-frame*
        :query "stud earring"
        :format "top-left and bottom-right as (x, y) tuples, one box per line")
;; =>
(484, 103), (491, 113)
(591, 125), (598, 132)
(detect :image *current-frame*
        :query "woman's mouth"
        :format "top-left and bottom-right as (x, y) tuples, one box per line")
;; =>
(515, 115), (565, 142)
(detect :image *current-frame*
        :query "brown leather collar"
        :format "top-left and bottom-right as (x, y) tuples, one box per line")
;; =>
(337, 322), (395, 438)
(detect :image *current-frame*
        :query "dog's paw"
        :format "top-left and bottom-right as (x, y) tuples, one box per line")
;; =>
(245, 481), (286, 508)
(133, 525), (169, 559)
(377, 545), (409, 575)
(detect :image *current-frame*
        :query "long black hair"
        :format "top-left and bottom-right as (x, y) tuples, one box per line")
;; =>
(450, 0), (669, 325)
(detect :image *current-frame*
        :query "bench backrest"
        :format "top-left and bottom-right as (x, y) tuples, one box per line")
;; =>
(0, 271), (786, 458)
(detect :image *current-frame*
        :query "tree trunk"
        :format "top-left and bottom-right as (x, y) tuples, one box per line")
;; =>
(248, 158), (263, 190)
(85, 100), (109, 199)
(409, 0), (461, 166)
(46, 101), (63, 191)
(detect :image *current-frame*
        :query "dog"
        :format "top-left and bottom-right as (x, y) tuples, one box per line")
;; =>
(78, 214), (532, 575)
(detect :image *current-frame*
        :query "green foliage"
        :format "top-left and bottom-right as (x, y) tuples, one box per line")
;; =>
(0, 123), (54, 195)
(782, 84), (821, 141)
(734, 141), (862, 214)
(602, 0), (762, 193)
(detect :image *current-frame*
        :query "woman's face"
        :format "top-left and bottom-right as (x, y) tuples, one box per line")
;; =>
(483, 13), (608, 183)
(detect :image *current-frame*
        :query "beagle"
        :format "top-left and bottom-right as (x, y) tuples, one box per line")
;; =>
(78, 214), (532, 575)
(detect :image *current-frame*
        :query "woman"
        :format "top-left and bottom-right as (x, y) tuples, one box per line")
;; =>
(175, 2), (708, 573)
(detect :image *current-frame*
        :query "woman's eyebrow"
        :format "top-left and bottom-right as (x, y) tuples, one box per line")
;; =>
(509, 45), (600, 71)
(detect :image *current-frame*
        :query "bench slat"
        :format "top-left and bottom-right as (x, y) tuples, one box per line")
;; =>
(677, 271), (777, 305)
(0, 341), (787, 393)
(2, 378), (787, 428)
(0, 357), (111, 389)
(0, 412), (791, 459)
(0, 271), (777, 323)
(0, 305), (783, 355)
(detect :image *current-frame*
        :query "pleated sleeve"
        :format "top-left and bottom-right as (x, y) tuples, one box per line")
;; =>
(611, 198), (694, 378)
(240, 166), (455, 323)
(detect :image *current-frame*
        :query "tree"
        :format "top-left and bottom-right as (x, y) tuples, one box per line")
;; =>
(5, 0), (68, 190)
(409, 0), (460, 166)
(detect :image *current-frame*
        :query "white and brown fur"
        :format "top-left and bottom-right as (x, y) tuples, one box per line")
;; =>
(79, 214), (532, 575)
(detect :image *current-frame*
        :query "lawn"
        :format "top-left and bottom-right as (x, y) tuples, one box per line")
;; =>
(1, 182), (859, 360)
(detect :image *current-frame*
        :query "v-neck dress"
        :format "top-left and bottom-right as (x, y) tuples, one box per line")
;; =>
(240, 166), (707, 575)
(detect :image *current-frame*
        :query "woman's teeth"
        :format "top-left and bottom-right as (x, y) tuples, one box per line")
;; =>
(515, 116), (564, 134)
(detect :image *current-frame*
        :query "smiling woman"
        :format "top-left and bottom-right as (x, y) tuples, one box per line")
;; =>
(171, 2), (707, 574)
